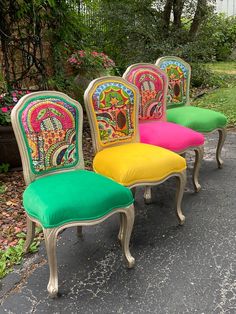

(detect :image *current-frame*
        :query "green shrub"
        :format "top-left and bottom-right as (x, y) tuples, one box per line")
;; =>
(190, 63), (235, 88)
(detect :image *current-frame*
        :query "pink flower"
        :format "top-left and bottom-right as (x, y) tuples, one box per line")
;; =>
(18, 90), (23, 95)
(78, 50), (85, 57)
(68, 57), (77, 63)
(1, 107), (8, 113)
(26, 90), (30, 94)
(12, 92), (17, 97)
(91, 51), (99, 56)
(13, 97), (18, 102)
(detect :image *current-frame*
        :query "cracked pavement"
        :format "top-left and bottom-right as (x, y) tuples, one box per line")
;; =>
(0, 132), (236, 313)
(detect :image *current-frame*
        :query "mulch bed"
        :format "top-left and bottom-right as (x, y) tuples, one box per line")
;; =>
(0, 118), (93, 251)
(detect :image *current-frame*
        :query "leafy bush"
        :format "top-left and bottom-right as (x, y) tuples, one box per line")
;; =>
(195, 13), (236, 62)
(68, 50), (116, 72)
(190, 63), (235, 88)
(0, 90), (31, 126)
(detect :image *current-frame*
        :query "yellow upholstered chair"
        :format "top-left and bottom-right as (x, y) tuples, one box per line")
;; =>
(84, 76), (187, 225)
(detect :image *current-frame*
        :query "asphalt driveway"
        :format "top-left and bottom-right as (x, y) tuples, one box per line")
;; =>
(1, 131), (236, 314)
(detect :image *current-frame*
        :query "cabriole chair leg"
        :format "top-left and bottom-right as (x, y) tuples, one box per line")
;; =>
(24, 216), (36, 253)
(144, 186), (152, 204)
(216, 128), (227, 169)
(77, 226), (83, 238)
(175, 171), (187, 225)
(120, 205), (135, 268)
(131, 187), (136, 198)
(118, 213), (125, 242)
(193, 146), (204, 193)
(43, 228), (59, 298)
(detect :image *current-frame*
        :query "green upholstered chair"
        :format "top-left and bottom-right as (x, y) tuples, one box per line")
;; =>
(156, 56), (227, 168)
(11, 91), (135, 297)
(84, 76), (187, 224)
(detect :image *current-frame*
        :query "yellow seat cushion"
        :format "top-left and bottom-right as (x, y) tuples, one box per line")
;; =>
(93, 143), (186, 186)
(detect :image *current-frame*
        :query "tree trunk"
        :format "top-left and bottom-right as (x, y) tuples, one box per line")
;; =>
(163, 0), (174, 34)
(189, 0), (207, 39)
(173, 0), (184, 29)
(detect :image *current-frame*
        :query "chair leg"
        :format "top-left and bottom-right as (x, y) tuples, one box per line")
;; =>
(118, 213), (124, 242)
(43, 228), (59, 298)
(193, 146), (204, 193)
(216, 128), (227, 169)
(144, 186), (152, 204)
(77, 226), (83, 238)
(24, 216), (36, 253)
(131, 187), (136, 198)
(175, 171), (187, 225)
(120, 205), (135, 268)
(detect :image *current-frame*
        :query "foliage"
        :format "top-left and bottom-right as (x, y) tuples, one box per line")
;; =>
(190, 63), (229, 88)
(201, 14), (236, 61)
(0, 229), (42, 279)
(0, 163), (10, 173)
(0, 71), (6, 94)
(193, 62), (236, 128)
(0, 90), (30, 126)
(1, 1), (235, 98)
(82, 0), (215, 73)
(68, 50), (116, 73)
(0, 0), (84, 90)
(0, 183), (6, 194)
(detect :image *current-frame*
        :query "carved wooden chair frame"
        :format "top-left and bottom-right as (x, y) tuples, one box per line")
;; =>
(11, 91), (135, 297)
(84, 76), (187, 225)
(156, 56), (226, 169)
(123, 63), (204, 192)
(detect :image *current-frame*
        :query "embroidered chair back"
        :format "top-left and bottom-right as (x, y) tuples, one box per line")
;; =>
(84, 76), (140, 153)
(11, 91), (84, 185)
(155, 56), (191, 109)
(123, 63), (168, 122)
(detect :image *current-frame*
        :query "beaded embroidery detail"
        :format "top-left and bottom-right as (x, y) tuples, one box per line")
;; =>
(125, 65), (167, 121)
(20, 97), (78, 174)
(91, 82), (135, 145)
(159, 60), (189, 107)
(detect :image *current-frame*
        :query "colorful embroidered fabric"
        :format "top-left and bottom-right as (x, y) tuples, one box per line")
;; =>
(19, 96), (79, 174)
(159, 60), (189, 107)
(125, 65), (167, 121)
(91, 81), (135, 145)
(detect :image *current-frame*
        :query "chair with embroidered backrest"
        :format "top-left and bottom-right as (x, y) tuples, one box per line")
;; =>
(156, 56), (227, 168)
(84, 76), (187, 229)
(123, 63), (205, 193)
(11, 91), (135, 297)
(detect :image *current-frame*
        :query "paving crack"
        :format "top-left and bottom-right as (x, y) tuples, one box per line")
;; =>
(0, 257), (46, 305)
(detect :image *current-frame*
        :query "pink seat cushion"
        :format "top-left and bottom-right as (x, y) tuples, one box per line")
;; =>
(139, 121), (204, 152)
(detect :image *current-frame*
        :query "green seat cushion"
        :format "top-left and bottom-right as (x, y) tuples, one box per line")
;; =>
(23, 170), (133, 228)
(167, 106), (227, 132)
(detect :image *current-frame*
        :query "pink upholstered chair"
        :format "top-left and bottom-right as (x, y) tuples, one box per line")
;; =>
(123, 63), (205, 193)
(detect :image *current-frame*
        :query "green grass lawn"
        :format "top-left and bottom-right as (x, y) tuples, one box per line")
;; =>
(193, 61), (236, 128)
(206, 61), (236, 73)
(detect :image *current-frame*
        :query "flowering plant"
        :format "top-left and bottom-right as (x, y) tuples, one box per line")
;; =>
(0, 90), (30, 126)
(67, 50), (116, 73)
